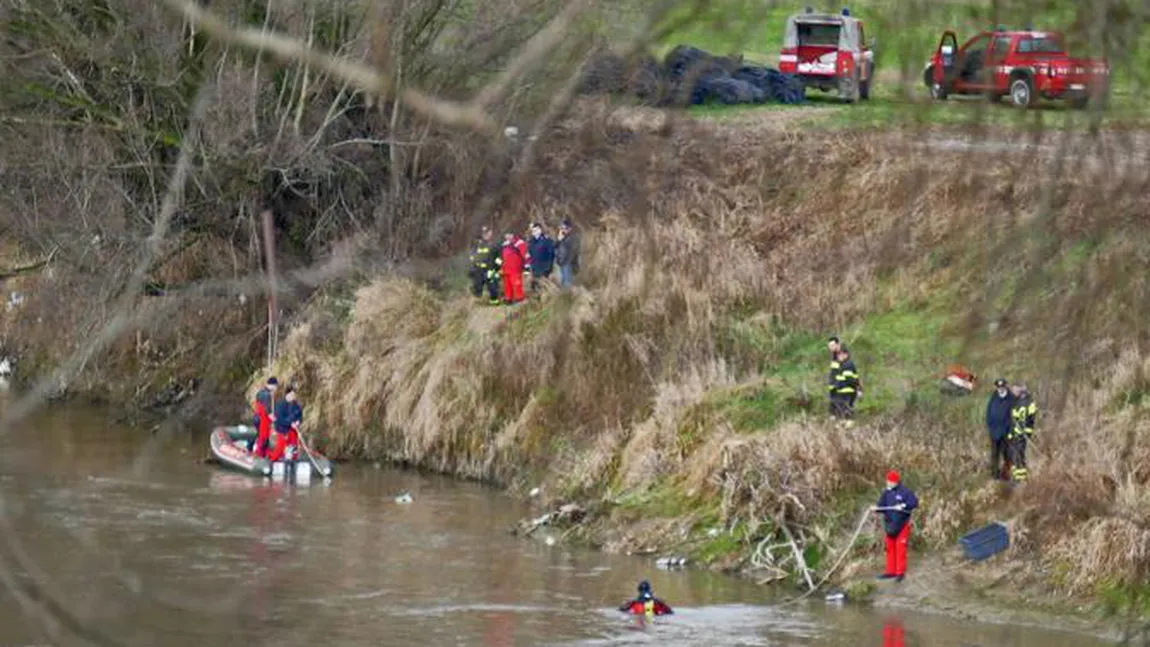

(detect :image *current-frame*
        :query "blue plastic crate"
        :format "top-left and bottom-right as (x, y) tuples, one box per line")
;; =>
(959, 522), (1009, 561)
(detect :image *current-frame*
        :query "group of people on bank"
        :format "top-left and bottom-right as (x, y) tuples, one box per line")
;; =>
(821, 335), (1042, 583)
(824, 336), (1039, 485)
(247, 377), (305, 462)
(468, 219), (581, 305)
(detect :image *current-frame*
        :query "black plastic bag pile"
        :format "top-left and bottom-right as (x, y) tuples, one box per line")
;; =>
(579, 45), (805, 107)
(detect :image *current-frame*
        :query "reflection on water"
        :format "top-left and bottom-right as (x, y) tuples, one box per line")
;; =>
(0, 406), (1119, 646)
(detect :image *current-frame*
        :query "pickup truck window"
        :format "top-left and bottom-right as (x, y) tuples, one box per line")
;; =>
(990, 36), (1013, 57)
(797, 23), (841, 47)
(1017, 36), (1065, 54)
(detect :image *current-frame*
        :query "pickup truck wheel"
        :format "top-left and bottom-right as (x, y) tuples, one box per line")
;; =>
(1009, 77), (1034, 108)
(930, 82), (948, 101)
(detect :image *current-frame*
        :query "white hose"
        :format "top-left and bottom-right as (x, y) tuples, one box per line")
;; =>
(778, 505), (883, 606)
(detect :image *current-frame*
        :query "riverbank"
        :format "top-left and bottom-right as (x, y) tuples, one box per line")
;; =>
(258, 107), (1149, 632)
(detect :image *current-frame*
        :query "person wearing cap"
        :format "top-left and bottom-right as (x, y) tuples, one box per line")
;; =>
(985, 378), (1015, 480)
(1008, 383), (1037, 482)
(828, 347), (860, 419)
(248, 377), (278, 457)
(526, 221), (555, 292)
(874, 470), (918, 582)
(268, 386), (303, 463)
(554, 218), (581, 289)
(618, 580), (673, 616)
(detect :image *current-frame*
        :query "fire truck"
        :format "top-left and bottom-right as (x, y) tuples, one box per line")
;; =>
(778, 7), (876, 103)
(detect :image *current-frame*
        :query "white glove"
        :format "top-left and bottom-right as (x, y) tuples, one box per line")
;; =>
(896, 503), (906, 510)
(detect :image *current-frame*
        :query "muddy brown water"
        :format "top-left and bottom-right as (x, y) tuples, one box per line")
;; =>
(0, 406), (1119, 646)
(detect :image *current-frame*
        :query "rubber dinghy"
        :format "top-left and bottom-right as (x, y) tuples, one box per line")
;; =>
(209, 425), (335, 479)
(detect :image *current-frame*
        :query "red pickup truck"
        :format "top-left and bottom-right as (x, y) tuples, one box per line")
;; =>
(923, 29), (1109, 108)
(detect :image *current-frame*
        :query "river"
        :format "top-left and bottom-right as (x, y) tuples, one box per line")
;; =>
(0, 406), (1119, 646)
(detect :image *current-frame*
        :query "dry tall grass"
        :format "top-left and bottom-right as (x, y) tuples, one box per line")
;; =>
(269, 101), (1150, 597)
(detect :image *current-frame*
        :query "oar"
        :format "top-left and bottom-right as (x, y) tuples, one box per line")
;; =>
(293, 427), (330, 478)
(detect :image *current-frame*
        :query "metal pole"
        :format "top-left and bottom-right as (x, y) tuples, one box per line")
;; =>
(261, 210), (278, 370)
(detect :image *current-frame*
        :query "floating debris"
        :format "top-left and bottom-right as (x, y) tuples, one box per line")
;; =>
(656, 556), (688, 569)
(394, 492), (413, 504)
(825, 591), (848, 603)
(528, 487), (542, 498)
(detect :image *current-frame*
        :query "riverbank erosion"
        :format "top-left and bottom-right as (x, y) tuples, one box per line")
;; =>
(264, 109), (1150, 623)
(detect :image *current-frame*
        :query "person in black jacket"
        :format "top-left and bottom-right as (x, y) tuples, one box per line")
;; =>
(828, 348), (860, 419)
(985, 378), (1014, 480)
(555, 219), (581, 288)
(468, 226), (502, 305)
(526, 222), (555, 292)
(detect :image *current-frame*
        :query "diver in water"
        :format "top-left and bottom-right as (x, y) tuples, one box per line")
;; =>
(618, 580), (673, 616)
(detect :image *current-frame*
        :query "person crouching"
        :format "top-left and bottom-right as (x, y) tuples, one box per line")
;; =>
(268, 386), (303, 462)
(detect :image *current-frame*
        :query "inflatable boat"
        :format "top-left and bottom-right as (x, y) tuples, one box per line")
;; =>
(209, 425), (334, 479)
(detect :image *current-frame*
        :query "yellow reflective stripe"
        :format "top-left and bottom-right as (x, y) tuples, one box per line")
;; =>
(839, 371), (858, 378)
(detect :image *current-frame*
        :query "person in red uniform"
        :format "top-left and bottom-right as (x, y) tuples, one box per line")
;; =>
(500, 232), (529, 304)
(248, 377), (278, 457)
(267, 386), (303, 462)
(875, 470), (918, 582)
(618, 580), (673, 616)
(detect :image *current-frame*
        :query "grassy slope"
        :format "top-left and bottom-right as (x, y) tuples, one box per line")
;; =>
(270, 101), (1150, 622)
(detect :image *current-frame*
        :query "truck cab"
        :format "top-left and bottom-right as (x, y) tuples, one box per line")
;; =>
(779, 7), (875, 103)
(924, 29), (1110, 108)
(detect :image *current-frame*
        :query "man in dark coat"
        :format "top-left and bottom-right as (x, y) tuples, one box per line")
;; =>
(985, 378), (1014, 480)
(526, 222), (555, 292)
(555, 218), (581, 288)
(875, 470), (918, 582)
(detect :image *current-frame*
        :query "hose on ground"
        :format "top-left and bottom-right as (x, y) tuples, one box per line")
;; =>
(777, 505), (880, 606)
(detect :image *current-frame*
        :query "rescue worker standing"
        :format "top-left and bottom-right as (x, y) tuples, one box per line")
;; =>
(468, 226), (502, 305)
(500, 232), (528, 304)
(268, 386), (303, 463)
(828, 348), (860, 419)
(248, 376), (278, 457)
(875, 470), (918, 582)
(985, 378), (1014, 480)
(1008, 383), (1037, 483)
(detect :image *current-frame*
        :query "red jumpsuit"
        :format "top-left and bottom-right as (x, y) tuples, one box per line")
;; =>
(500, 238), (528, 303)
(885, 521), (911, 577)
(251, 388), (274, 458)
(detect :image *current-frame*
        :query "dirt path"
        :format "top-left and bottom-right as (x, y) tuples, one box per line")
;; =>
(840, 551), (1128, 642)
